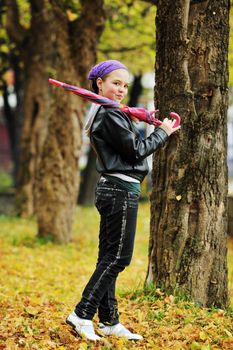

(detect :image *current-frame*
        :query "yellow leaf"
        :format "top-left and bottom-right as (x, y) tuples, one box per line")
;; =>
(169, 294), (175, 303)
(224, 328), (232, 337)
(200, 346), (211, 350)
(199, 331), (207, 340)
(156, 288), (164, 296)
(190, 341), (201, 350)
(1, 44), (9, 54)
(24, 306), (38, 316)
(66, 10), (78, 21)
(176, 195), (182, 201)
(115, 338), (128, 350)
(79, 342), (88, 350)
(5, 338), (18, 349)
(137, 309), (144, 323)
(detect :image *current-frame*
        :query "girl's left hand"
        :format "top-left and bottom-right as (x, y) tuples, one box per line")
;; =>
(159, 117), (181, 136)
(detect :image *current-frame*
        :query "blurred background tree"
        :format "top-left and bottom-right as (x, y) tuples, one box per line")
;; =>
(0, 3), (22, 186)
(2, 0), (105, 242)
(0, 0), (157, 241)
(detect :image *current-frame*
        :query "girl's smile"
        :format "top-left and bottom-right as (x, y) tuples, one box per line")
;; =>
(96, 69), (130, 102)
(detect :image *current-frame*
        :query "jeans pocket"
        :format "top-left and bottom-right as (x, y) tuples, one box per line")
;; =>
(95, 191), (116, 214)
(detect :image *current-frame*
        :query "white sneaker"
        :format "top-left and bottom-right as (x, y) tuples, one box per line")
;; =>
(66, 312), (101, 341)
(98, 322), (143, 340)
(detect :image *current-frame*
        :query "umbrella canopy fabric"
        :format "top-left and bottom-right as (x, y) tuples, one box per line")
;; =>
(48, 78), (181, 127)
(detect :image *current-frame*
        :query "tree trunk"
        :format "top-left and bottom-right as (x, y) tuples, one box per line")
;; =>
(78, 147), (99, 206)
(2, 85), (13, 144)
(36, 78), (82, 243)
(36, 0), (105, 243)
(3, 64), (24, 187)
(6, 0), (105, 242)
(34, 5), (82, 243)
(147, 0), (229, 307)
(128, 75), (143, 107)
(6, 0), (56, 215)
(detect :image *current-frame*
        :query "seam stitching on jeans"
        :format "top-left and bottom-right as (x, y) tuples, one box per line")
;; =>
(81, 197), (128, 316)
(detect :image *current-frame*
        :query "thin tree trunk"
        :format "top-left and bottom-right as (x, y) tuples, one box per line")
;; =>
(2, 81), (15, 157)
(147, 0), (229, 307)
(78, 147), (99, 206)
(128, 75), (142, 107)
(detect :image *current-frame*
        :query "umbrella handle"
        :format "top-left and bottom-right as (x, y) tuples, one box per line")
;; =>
(150, 110), (181, 128)
(169, 112), (181, 128)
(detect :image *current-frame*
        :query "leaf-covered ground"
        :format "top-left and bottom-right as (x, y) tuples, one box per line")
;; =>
(0, 202), (233, 350)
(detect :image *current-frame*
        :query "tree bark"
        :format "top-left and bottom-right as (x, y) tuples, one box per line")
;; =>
(34, 2), (82, 243)
(147, 0), (229, 307)
(6, 0), (105, 242)
(6, 0), (54, 215)
(36, 0), (105, 243)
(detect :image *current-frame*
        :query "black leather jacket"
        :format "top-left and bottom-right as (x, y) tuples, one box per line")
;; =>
(90, 106), (168, 182)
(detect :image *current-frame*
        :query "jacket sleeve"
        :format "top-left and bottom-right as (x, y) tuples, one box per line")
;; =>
(100, 109), (169, 163)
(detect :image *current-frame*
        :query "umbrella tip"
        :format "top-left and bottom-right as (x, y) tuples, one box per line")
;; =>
(48, 78), (62, 87)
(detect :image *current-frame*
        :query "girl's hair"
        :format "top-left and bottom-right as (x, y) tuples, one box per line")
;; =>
(91, 80), (99, 94)
(90, 74), (109, 94)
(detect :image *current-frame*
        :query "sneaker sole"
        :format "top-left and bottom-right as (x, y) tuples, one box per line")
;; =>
(98, 329), (142, 341)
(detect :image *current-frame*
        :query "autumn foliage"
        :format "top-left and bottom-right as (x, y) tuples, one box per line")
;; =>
(0, 203), (233, 349)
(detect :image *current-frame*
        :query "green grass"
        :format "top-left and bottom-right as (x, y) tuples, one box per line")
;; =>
(0, 202), (233, 349)
(0, 171), (13, 191)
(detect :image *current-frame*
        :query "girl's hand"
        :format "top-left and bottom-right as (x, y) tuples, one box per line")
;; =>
(159, 117), (181, 136)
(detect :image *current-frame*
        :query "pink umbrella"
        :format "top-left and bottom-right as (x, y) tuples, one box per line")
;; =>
(48, 78), (181, 128)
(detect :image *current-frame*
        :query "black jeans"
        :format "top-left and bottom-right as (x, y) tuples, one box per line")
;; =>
(75, 178), (140, 325)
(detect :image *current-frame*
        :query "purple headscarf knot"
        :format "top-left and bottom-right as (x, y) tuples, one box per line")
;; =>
(88, 60), (128, 80)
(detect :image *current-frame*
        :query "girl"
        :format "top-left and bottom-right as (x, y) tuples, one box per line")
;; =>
(66, 60), (180, 341)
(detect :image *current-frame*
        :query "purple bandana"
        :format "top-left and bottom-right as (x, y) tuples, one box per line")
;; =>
(88, 60), (128, 80)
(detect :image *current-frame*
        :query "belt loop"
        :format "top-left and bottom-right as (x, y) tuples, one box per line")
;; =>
(100, 176), (106, 183)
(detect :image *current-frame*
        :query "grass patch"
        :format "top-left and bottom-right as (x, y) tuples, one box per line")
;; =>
(0, 171), (13, 191)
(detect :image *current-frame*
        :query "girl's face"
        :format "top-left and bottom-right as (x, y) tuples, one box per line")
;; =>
(96, 69), (129, 102)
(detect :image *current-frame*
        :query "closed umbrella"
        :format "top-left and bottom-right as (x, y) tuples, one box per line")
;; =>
(48, 78), (181, 127)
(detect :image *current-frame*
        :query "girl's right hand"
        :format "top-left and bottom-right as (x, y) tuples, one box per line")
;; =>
(159, 117), (181, 136)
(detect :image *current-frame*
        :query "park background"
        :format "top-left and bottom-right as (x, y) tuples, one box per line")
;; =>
(0, 1), (233, 349)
